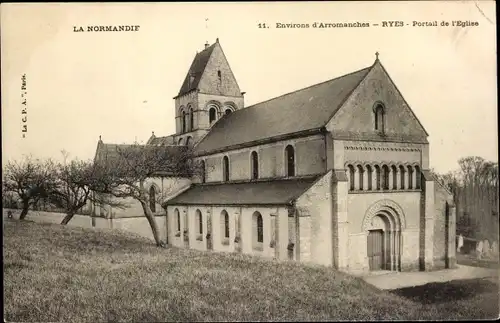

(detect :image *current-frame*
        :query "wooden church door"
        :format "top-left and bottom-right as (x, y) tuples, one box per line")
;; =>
(368, 230), (385, 271)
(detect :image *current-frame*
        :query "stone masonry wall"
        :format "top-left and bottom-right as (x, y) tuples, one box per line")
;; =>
(199, 134), (325, 183)
(433, 182), (456, 269)
(295, 170), (334, 266)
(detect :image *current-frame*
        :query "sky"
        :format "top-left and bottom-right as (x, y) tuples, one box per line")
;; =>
(1, 1), (497, 174)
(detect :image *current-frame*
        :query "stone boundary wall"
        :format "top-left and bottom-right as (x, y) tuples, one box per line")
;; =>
(2, 208), (165, 242)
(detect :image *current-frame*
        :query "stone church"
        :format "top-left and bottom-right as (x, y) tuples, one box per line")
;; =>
(94, 39), (456, 274)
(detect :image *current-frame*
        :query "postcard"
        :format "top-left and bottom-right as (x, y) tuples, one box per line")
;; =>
(2, 2), (498, 322)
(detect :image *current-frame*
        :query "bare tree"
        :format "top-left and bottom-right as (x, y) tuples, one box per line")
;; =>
(48, 151), (127, 225)
(435, 157), (499, 240)
(92, 143), (200, 247)
(2, 155), (58, 220)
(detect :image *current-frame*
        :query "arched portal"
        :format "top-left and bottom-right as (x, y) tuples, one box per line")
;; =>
(363, 200), (406, 272)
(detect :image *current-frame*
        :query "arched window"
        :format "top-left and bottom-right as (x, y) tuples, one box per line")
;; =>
(374, 104), (385, 133)
(357, 165), (364, 190)
(348, 164), (355, 191)
(175, 208), (181, 232)
(399, 165), (406, 189)
(391, 165), (398, 189)
(220, 210), (229, 239)
(186, 136), (192, 147)
(222, 156), (230, 182)
(366, 165), (373, 190)
(200, 160), (206, 183)
(188, 106), (194, 131)
(408, 166), (414, 189)
(149, 185), (156, 213)
(217, 70), (222, 81)
(253, 211), (263, 244)
(195, 209), (203, 235)
(209, 107), (217, 123)
(178, 138), (183, 146)
(225, 108), (232, 115)
(415, 165), (421, 189)
(375, 165), (381, 190)
(285, 145), (295, 177)
(382, 165), (390, 190)
(251, 151), (259, 180)
(182, 110), (187, 133)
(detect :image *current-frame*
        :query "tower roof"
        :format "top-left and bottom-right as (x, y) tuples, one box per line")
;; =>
(176, 42), (217, 98)
(175, 38), (241, 99)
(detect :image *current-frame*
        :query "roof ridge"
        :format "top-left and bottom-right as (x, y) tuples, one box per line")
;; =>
(227, 65), (371, 116)
(176, 42), (217, 97)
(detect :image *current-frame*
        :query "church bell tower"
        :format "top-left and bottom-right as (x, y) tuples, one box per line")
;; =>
(173, 38), (245, 147)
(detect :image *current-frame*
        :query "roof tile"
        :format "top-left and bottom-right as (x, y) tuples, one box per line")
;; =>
(195, 66), (371, 154)
(164, 176), (320, 206)
(177, 43), (216, 98)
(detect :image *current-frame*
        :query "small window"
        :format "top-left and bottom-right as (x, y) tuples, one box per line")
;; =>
(399, 165), (406, 189)
(408, 166), (414, 189)
(348, 165), (355, 191)
(220, 210), (229, 240)
(186, 136), (192, 147)
(175, 209), (181, 232)
(251, 151), (259, 180)
(256, 213), (263, 243)
(182, 111), (187, 133)
(209, 107), (217, 123)
(391, 165), (398, 189)
(375, 165), (381, 190)
(382, 165), (390, 190)
(196, 210), (203, 235)
(285, 145), (295, 177)
(200, 160), (206, 183)
(415, 166), (421, 189)
(225, 109), (232, 115)
(223, 156), (230, 182)
(367, 165), (373, 190)
(189, 106), (194, 131)
(357, 165), (364, 190)
(224, 213), (229, 238)
(374, 104), (385, 133)
(217, 70), (222, 79)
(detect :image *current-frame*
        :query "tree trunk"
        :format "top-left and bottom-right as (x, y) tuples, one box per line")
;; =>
(61, 212), (75, 225)
(140, 201), (164, 247)
(19, 200), (30, 220)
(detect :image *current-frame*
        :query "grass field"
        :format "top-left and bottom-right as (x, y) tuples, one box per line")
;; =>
(3, 220), (499, 322)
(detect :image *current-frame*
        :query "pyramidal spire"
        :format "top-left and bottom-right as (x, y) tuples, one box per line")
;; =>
(175, 38), (241, 99)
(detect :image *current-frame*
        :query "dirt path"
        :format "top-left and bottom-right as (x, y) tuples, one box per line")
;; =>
(362, 265), (499, 290)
